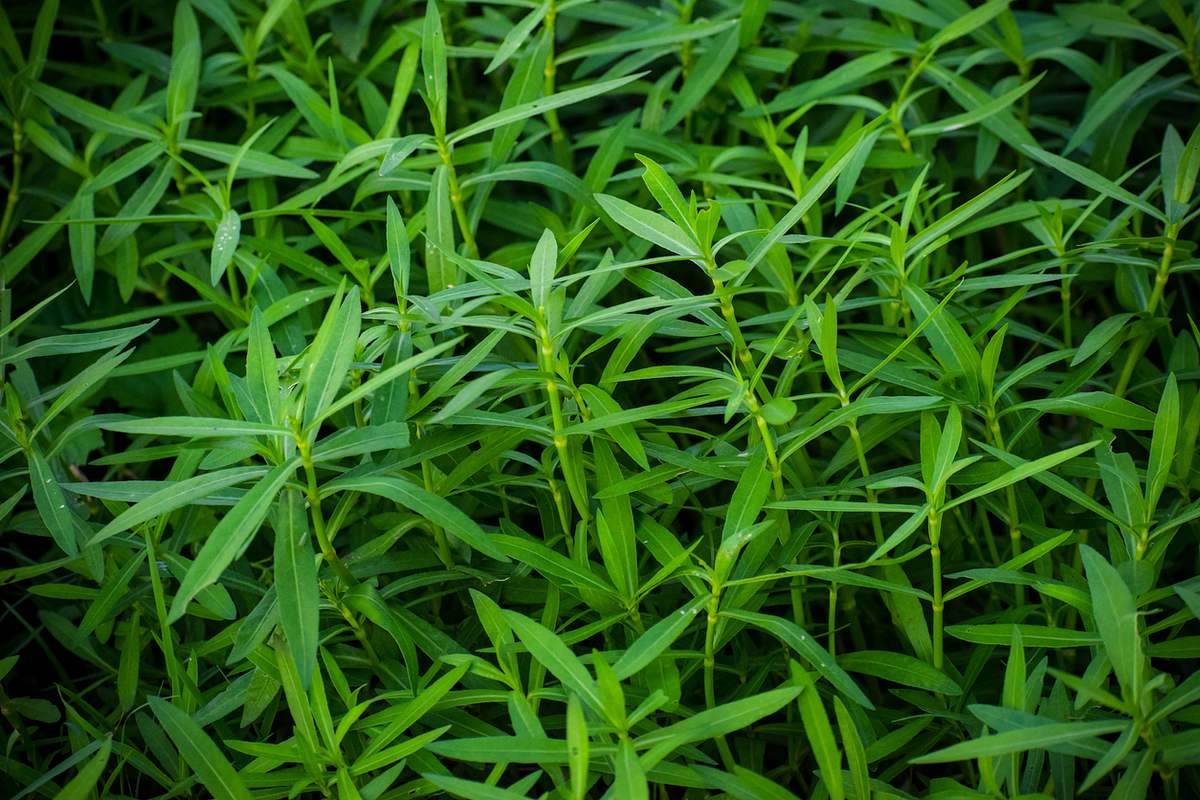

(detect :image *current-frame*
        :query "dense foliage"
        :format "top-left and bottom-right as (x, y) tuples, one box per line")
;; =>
(2, 0), (1200, 797)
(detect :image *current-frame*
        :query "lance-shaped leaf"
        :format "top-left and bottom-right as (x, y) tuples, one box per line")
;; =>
(1080, 545), (1141, 698)
(447, 72), (645, 145)
(504, 610), (603, 714)
(168, 460), (298, 622)
(722, 609), (872, 708)
(275, 488), (318, 689)
(90, 466), (267, 545)
(327, 475), (508, 562)
(911, 720), (1127, 764)
(147, 697), (252, 800)
(302, 287), (361, 427)
(29, 448), (78, 556)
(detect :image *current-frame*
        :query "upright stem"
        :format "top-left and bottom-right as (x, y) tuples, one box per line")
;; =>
(847, 409), (884, 545)
(335, 598), (385, 673)
(889, 52), (928, 154)
(0, 121), (23, 249)
(703, 587), (736, 769)
(421, 454), (455, 568)
(437, 140), (479, 259)
(404, 353), (455, 568)
(144, 527), (180, 699)
(528, 585), (561, 715)
(227, 255), (242, 308)
(246, 66), (257, 130)
(539, 321), (588, 534)
(929, 510), (944, 670)
(1060, 261), (1072, 348)
(1080, 225), (1178, 560)
(542, 0), (571, 169)
(298, 439), (356, 585)
(679, 0), (697, 76)
(987, 412), (1023, 606)
(1113, 228), (1177, 398)
(747, 393), (784, 497)
(828, 526), (840, 657)
(706, 256), (771, 408)
(297, 438), (387, 670)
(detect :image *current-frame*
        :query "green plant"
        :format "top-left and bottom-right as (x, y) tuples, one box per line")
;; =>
(1, 0), (1199, 798)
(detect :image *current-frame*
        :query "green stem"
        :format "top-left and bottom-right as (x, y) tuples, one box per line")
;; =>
(828, 526), (840, 657)
(987, 413), (1023, 606)
(679, 0), (697, 76)
(929, 510), (944, 670)
(335, 598), (385, 673)
(1060, 260), (1072, 348)
(848, 412), (884, 545)
(298, 440), (356, 585)
(437, 140), (479, 259)
(528, 585), (561, 714)
(889, 52), (929, 154)
(542, 0), (571, 169)
(1113, 229), (1176, 398)
(0, 121), (22, 249)
(227, 255), (241, 308)
(1078, 226), (1178, 562)
(421, 455), (455, 568)
(144, 527), (180, 699)
(703, 588), (736, 769)
(405, 364), (454, 567)
(750, 402), (784, 497)
(707, 256), (771, 408)
(538, 321), (588, 539)
(298, 440), (387, 671)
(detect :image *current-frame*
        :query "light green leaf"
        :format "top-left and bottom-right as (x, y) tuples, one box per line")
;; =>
(148, 697), (253, 800)
(945, 440), (1101, 510)
(34, 82), (160, 141)
(504, 610), (603, 714)
(722, 609), (872, 708)
(661, 27), (740, 131)
(422, 0), (448, 130)
(946, 623), (1100, 648)
(485, 0), (548, 74)
(613, 595), (708, 680)
(302, 287), (361, 426)
(166, 1), (200, 129)
(530, 228), (556, 312)
(1146, 373), (1179, 515)
(1024, 145), (1166, 222)
(90, 466), (266, 545)
(99, 417), (288, 438)
(613, 738), (649, 800)
(28, 448), (78, 556)
(1080, 545), (1141, 698)
(747, 118), (884, 268)
(448, 72), (645, 146)
(637, 686), (802, 757)
(328, 475), (508, 562)
(168, 460), (298, 622)
(51, 736), (111, 800)
(1065, 52), (1174, 155)
(595, 193), (697, 256)
(791, 664), (844, 800)
(275, 488), (318, 689)
(911, 720), (1126, 763)
(1017, 393), (1155, 430)
(837, 650), (962, 695)
(210, 209), (241, 286)
(910, 75), (1042, 138)
(1071, 313), (1134, 366)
